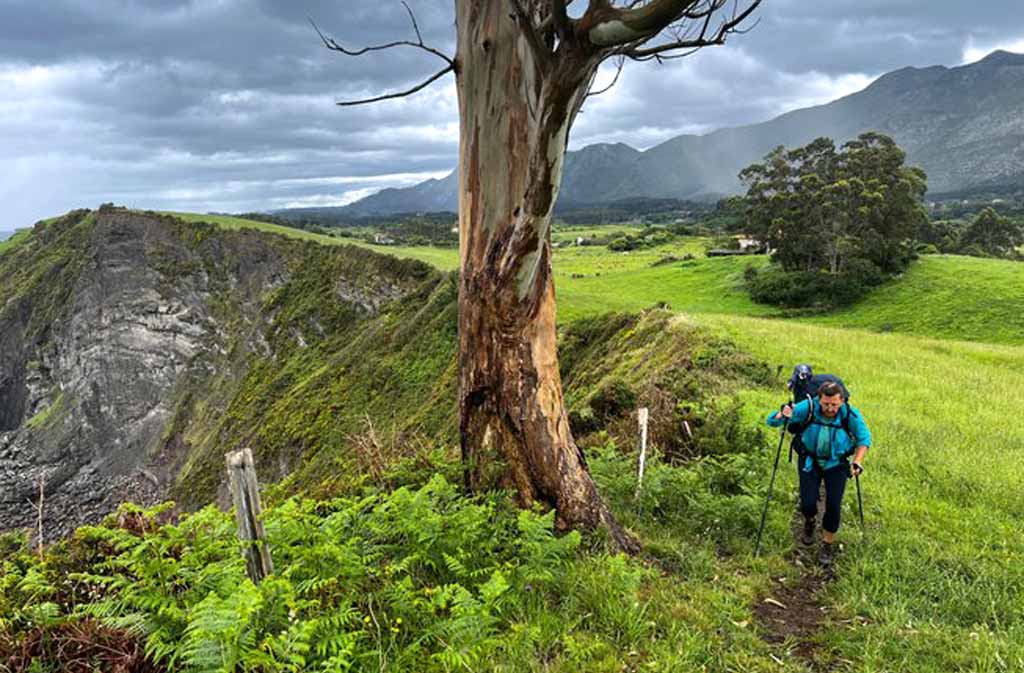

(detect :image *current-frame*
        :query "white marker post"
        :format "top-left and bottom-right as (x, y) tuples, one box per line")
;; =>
(636, 407), (649, 498)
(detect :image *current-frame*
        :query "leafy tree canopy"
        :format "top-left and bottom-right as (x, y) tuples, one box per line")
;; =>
(960, 207), (1024, 258)
(737, 133), (928, 309)
(739, 132), (927, 276)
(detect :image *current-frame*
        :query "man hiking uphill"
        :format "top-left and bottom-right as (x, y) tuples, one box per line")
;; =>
(767, 375), (872, 567)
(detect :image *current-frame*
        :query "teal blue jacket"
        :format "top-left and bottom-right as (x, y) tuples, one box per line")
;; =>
(766, 399), (872, 472)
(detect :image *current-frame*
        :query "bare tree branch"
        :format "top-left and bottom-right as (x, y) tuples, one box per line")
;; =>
(622, 4), (714, 60)
(583, 0), (759, 57)
(312, 2), (456, 107)
(336, 64), (454, 107)
(308, 2), (454, 67)
(400, 0), (425, 45)
(618, 0), (761, 61)
(585, 56), (625, 97)
(585, 0), (703, 47)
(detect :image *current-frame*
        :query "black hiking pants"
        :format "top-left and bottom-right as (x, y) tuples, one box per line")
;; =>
(798, 463), (848, 533)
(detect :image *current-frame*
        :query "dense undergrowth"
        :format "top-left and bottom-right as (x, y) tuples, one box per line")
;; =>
(2, 435), (792, 672)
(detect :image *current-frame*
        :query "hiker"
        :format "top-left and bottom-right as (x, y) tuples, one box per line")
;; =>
(767, 380), (871, 566)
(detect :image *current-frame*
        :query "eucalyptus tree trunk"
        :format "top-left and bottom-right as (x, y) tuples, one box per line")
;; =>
(454, 1), (636, 551)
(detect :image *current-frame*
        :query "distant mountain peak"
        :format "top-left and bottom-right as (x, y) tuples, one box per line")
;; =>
(574, 142), (641, 153)
(976, 49), (1024, 66)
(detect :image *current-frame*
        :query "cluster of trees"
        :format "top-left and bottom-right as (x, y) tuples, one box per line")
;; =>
(554, 197), (700, 225)
(699, 197), (746, 234)
(368, 215), (459, 247)
(918, 207), (1024, 259)
(606, 227), (676, 251)
(234, 212), (334, 235)
(739, 133), (928, 308)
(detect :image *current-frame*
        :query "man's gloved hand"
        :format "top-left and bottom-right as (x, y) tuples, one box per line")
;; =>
(850, 462), (864, 477)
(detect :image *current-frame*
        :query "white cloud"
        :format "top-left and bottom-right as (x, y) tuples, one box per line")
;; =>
(275, 172), (450, 188)
(962, 35), (1024, 64)
(273, 189), (376, 209)
(774, 71), (877, 113)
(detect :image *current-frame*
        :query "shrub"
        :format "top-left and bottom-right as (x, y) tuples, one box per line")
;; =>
(607, 235), (640, 252)
(744, 260), (883, 309)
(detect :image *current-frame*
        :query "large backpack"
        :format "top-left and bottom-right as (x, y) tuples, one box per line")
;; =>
(787, 364), (849, 404)
(785, 364), (857, 468)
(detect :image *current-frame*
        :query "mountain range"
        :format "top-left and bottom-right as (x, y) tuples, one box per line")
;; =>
(317, 50), (1024, 218)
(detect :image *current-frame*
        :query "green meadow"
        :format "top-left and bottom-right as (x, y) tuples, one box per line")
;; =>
(805, 254), (1024, 344)
(164, 211), (463, 270)
(211, 212), (1021, 669)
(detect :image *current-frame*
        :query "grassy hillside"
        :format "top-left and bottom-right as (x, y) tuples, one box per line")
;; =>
(6, 307), (1021, 671)
(805, 254), (1024, 344)
(557, 256), (772, 322)
(705, 314), (1024, 670)
(165, 211), (462, 270)
(2, 306), (801, 672)
(0, 229), (31, 255)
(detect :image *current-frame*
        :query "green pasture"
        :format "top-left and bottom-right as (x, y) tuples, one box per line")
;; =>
(556, 256), (771, 321)
(704, 314), (1024, 670)
(164, 211), (463, 270)
(550, 223), (643, 242)
(805, 254), (1024, 344)
(552, 236), (711, 275)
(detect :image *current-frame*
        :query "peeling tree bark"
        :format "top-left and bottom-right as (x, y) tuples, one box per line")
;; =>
(454, 1), (638, 552)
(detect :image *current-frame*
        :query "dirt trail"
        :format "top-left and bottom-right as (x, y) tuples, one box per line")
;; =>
(753, 495), (835, 670)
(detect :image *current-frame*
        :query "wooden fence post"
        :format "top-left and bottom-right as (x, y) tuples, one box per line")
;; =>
(636, 407), (649, 498)
(225, 448), (273, 584)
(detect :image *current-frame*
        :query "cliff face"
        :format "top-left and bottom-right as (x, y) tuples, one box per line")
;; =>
(0, 208), (437, 537)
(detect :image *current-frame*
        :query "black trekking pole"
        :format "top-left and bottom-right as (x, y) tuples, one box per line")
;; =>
(855, 472), (865, 536)
(754, 411), (789, 557)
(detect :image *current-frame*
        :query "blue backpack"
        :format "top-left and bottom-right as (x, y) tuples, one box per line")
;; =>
(785, 364), (858, 466)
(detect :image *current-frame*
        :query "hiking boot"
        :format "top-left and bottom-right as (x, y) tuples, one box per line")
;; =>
(801, 517), (815, 545)
(818, 541), (836, 567)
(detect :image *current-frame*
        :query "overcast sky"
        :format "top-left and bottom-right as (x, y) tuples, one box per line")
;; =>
(2, 0), (1023, 228)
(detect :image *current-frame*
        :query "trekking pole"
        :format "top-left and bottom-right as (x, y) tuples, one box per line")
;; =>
(855, 472), (865, 537)
(754, 413), (789, 557)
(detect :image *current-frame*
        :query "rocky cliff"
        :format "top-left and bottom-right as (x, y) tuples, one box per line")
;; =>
(0, 207), (440, 537)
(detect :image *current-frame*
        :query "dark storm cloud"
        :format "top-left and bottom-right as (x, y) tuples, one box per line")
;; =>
(735, 0), (1024, 75)
(1, 0), (1022, 226)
